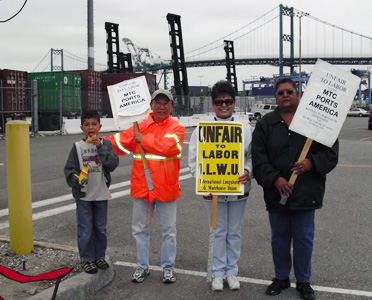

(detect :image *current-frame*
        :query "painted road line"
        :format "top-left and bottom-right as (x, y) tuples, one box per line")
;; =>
(0, 189), (131, 230)
(0, 168), (192, 218)
(0, 173), (193, 230)
(115, 261), (372, 298)
(338, 164), (372, 168)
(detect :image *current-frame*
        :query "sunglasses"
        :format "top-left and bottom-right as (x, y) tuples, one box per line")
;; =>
(276, 89), (296, 96)
(213, 99), (234, 106)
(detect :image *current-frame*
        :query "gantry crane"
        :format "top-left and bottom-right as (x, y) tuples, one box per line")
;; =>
(122, 37), (172, 89)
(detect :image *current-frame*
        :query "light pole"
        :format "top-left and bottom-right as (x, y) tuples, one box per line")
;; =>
(367, 66), (371, 104)
(296, 11), (309, 99)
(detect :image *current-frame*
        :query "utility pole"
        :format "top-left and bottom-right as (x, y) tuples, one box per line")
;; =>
(87, 0), (94, 70)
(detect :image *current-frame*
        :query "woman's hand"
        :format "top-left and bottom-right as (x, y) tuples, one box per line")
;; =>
(275, 177), (294, 197)
(292, 158), (312, 175)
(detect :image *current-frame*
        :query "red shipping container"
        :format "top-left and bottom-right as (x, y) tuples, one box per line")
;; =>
(0, 69), (29, 115)
(101, 73), (157, 116)
(71, 70), (102, 113)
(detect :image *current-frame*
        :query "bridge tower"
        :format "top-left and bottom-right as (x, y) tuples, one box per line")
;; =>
(50, 49), (63, 71)
(279, 5), (295, 76)
(224, 40), (238, 95)
(166, 13), (190, 116)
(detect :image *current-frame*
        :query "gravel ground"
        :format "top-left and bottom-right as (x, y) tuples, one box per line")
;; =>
(0, 239), (81, 300)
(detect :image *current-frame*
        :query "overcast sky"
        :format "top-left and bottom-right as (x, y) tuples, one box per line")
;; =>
(1, 0), (372, 88)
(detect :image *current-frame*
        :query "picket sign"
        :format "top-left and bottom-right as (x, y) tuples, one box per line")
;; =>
(280, 59), (360, 205)
(196, 121), (245, 195)
(107, 76), (153, 191)
(107, 75), (152, 130)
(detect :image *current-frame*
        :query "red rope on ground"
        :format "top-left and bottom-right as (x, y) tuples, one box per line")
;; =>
(0, 265), (72, 283)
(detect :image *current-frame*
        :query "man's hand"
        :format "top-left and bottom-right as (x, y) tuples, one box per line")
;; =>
(134, 132), (144, 143)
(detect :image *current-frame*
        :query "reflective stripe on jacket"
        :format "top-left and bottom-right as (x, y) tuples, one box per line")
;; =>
(104, 113), (185, 202)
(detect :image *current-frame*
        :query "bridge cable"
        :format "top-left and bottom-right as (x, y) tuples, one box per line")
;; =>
(185, 6), (278, 56)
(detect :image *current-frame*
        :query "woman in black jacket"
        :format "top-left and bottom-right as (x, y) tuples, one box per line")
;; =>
(252, 78), (338, 300)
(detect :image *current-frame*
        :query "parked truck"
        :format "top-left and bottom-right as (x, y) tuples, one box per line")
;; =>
(249, 103), (277, 120)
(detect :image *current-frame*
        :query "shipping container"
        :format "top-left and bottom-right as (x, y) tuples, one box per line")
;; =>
(101, 73), (156, 116)
(0, 69), (30, 132)
(28, 72), (82, 130)
(251, 87), (275, 96)
(71, 70), (102, 113)
(188, 86), (210, 96)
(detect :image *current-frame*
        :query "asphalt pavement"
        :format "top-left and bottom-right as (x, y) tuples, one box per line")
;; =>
(0, 117), (371, 299)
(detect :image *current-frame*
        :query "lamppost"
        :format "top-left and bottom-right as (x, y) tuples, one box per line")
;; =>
(295, 11), (309, 99)
(367, 66), (371, 104)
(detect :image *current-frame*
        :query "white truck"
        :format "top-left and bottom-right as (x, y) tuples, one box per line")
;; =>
(250, 104), (277, 120)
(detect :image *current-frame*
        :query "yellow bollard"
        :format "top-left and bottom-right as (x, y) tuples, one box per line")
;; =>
(6, 120), (34, 254)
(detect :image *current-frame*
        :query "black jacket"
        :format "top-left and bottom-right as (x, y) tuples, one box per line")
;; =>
(252, 108), (339, 211)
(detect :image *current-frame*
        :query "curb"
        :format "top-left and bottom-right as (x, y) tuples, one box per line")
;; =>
(0, 237), (114, 300)
(28, 258), (114, 300)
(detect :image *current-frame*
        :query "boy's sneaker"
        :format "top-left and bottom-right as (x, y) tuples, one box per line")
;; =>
(162, 265), (176, 283)
(95, 259), (109, 270)
(131, 266), (149, 283)
(211, 275), (224, 291)
(82, 261), (98, 274)
(226, 275), (240, 290)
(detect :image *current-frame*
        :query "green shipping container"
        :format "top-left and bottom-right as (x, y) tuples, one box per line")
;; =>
(28, 72), (82, 113)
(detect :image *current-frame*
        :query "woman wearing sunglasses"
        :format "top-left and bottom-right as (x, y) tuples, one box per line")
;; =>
(252, 78), (338, 300)
(188, 80), (253, 292)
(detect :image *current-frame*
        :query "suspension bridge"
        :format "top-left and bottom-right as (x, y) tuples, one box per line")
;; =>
(33, 4), (372, 80)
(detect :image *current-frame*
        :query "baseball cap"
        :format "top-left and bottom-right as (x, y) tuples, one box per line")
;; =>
(151, 89), (173, 102)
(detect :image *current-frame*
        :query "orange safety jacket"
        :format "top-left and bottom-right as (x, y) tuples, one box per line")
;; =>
(103, 113), (185, 202)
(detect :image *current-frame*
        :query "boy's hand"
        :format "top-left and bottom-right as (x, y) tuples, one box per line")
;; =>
(90, 135), (101, 146)
(74, 174), (88, 186)
(74, 166), (90, 187)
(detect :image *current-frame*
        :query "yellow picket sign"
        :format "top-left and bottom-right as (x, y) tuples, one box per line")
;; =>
(196, 121), (244, 195)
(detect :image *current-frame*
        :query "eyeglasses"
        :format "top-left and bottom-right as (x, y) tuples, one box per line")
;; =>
(153, 100), (172, 107)
(213, 99), (234, 106)
(276, 89), (296, 96)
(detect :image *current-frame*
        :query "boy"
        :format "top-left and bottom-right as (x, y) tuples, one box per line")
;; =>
(64, 110), (119, 274)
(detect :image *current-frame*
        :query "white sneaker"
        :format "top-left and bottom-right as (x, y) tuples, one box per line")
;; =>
(226, 275), (240, 290)
(211, 275), (224, 291)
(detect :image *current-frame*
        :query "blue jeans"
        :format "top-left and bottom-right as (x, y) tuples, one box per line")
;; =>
(205, 199), (247, 276)
(76, 200), (108, 262)
(268, 209), (315, 283)
(132, 198), (177, 269)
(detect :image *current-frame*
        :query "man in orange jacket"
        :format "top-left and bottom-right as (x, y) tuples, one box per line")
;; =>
(103, 89), (185, 284)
